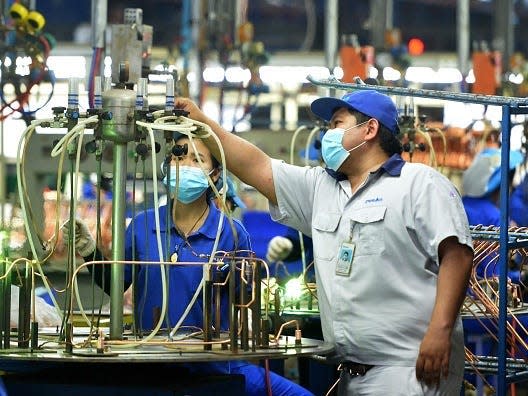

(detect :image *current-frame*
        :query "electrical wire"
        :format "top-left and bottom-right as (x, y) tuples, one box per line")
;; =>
(17, 111), (276, 352)
(138, 115), (231, 339)
(303, 126), (321, 166)
(289, 125), (308, 166)
(288, 124), (318, 293)
(462, 225), (528, 386)
(16, 115), (103, 331)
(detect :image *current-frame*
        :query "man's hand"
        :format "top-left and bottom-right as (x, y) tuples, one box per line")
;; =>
(62, 219), (96, 257)
(174, 97), (208, 124)
(266, 236), (293, 262)
(416, 236), (472, 387)
(415, 327), (451, 388)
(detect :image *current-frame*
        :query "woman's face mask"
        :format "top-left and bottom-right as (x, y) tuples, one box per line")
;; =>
(163, 165), (212, 204)
(321, 120), (368, 171)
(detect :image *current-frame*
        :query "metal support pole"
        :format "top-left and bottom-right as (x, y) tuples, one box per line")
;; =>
(497, 105), (512, 395)
(180, 0), (193, 98)
(203, 277), (212, 350)
(91, 0), (107, 102)
(370, 0), (390, 49)
(17, 270), (30, 348)
(109, 143), (127, 340)
(0, 236), (10, 349)
(91, 0), (107, 49)
(214, 276), (222, 339)
(229, 260), (238, 352)
(324, 0), (338, 75)
(252, 260), (261, 350)
(494, 0), (514, 72)
(306, 75), (528, 107)
(240, 266), (249, 351)
(385, 0), (393, 31)
(0, 119), (4, 226)
(457, 0), (470, 91)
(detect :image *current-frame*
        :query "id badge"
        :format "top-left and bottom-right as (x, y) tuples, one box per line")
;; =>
(336, 242), (355, 276)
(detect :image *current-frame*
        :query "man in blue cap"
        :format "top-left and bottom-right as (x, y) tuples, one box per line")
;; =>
(175, 90), (474, 395)
(460, 146), (524, 393)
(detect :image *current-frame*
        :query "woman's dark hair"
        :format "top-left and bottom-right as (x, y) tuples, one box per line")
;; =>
(211, 156), (220, 170)
(348, 109), (402, 156)
(174, 135), (221, 169)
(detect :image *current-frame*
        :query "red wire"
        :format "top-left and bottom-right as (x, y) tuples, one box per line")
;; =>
(38, 35), (51, 58)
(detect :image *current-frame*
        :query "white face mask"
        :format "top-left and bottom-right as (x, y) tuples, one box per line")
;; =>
(321, 121), (368, 171)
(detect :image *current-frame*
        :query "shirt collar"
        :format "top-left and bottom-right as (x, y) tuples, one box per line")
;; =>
(156, 200), (221, 240)
(381, 153), (405, 176)
(324, 153), (405, 180)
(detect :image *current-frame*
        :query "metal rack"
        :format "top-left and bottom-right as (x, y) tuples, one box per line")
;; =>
(307, 75), (528, 395)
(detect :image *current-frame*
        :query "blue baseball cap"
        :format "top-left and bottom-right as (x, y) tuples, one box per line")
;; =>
(310, 90), (400, 134)
(463, 148), (524, 198)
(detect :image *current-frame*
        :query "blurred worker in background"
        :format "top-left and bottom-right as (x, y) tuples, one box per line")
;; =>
(174, 90), (474, 395)
(460, 141), (525, 393)
(64, 134), (313, 396)
(509, 172), (528, 226)
(462, 147), (524, 228)
(462, 147), (525, 280)
(266, 228), (313, 278)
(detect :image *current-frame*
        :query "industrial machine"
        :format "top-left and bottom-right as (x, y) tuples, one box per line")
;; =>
(0, 5), (332, 396)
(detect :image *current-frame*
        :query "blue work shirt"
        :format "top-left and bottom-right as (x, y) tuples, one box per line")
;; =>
(124, 201), (251, 332)
(109, 202), (311, 396)
(462, 196), (500, 227)
(511, 181), (528, 226)
(462, 195), (520, 281)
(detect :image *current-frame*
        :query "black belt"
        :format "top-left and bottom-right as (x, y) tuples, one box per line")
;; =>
(338, 361), (375, 376)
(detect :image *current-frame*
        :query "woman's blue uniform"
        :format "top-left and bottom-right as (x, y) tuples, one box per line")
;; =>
(124, 201), (313, 396)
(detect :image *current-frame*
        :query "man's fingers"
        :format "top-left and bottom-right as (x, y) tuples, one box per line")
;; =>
(416, 356), (442, 387)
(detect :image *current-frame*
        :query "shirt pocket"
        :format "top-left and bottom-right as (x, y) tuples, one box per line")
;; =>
(350, 206), (386, 256)
(313, 212), (341, 260)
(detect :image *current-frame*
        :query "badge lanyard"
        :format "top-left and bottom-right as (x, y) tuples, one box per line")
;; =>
(335, 219), (356, 276)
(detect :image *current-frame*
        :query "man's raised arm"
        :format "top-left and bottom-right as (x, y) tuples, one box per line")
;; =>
(175, 97), (277, 205)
